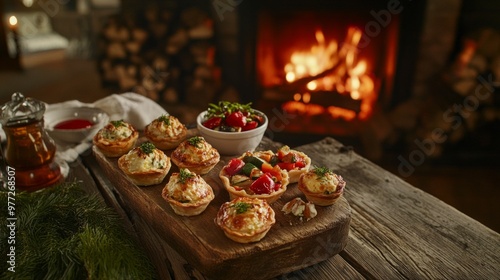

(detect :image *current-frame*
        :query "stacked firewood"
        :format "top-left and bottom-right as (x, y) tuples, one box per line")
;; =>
(361, 28), (500, 161)
(96, 3), (220, 106)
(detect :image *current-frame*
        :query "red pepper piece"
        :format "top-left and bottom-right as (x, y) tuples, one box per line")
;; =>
(224, 158), (245, 176)
(250, 173), (275, 194)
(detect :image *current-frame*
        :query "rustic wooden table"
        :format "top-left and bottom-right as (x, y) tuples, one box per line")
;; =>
(71, 136), (499, 279)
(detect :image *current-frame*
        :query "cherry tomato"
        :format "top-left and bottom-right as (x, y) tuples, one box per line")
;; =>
(277, 162), (295, 171)
(242, 121), (258, 131)
(295, 158), (306, 168)
(225, 111), (247, 128)
(252, 114), (264, 125)
(250, 173), (275, 194)
(224, 158), (245, 176)
(203, 117), (222, 129)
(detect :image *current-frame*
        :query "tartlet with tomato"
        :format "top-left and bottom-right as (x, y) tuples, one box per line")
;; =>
(201, 101), (265, 132)
(252, 146), (311, 183)
(219, 152), (289, 204)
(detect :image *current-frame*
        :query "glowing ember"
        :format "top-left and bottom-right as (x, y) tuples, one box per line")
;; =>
(327, 106), (356, 121)
(283, 27), (377, 120)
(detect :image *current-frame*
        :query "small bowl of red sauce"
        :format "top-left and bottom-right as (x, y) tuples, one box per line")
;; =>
(45, 107), (109, 144)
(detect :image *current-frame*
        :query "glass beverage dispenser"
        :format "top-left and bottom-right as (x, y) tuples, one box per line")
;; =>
(0, 93), (61, 191)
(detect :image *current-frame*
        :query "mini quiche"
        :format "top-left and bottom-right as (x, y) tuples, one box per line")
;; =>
(118, 142), (171, 186)
(253, 145), (311, 183)
(219, 152), (289, 204)
(162, 168), (214, 216)
(171, 136), (220, 175)
(215, 197), (275, 243)
(298, 166), (346, 206)
(144, 114), (187, 150)
(93, 120), (139, 157)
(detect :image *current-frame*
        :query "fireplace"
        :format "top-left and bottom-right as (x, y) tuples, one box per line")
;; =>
(232, 0), (427, 137)
(258, 21), (385, 122)
(92, 0), (498, 162)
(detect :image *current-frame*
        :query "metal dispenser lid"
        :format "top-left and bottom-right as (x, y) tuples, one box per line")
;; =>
(0, 92), (45, 126)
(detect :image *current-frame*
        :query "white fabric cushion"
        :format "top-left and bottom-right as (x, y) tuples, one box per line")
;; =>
(15, 11), (53, 37)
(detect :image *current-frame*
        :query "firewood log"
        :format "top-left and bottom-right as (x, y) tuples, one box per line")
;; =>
(107, 42), (126, 59)
(166, 29), (189, 54)
(126, 41), (141, 55)
(163, 87), (179, 103)
(132, 28), (148, 43)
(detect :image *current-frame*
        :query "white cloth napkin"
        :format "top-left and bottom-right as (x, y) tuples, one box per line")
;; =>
(48, 92), (167, 163)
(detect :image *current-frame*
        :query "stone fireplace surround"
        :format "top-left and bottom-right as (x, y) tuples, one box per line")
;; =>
(213, 0), (474, 160)
(115, 0), (498, 163)
(223, 0), (426, 106)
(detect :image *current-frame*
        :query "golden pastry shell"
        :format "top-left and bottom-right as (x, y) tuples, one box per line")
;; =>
(219, 156), (289, 204)
(162, 185), (214, 216)
(215, 197), (276, 243)
(118, 150), (171, 186)
(170, 140), (220, 175)
(144, 119), (187, 150)
(93, 124), (139, 157)
(285, 150), (312, 183)
(253, 149), (311, 184)
(298, 173), (345, 206)
(161, 174), (215, 216)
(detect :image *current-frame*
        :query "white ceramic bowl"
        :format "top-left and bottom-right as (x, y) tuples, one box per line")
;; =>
(44, 107), (109, 144)
(196, 110), (268, 156)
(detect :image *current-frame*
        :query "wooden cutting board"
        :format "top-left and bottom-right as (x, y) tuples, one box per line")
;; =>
(92, 139), (351, 280)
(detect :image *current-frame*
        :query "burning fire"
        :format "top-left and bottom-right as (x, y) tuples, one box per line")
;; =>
(282, 27), (377, 120)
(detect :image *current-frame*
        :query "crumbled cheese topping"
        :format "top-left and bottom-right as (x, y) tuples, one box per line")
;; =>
(218, 198), (271, 235)
(282, 197), (317, 221)
(164, 169), (212, 203)
(121, 148), (167, 172)
(147, 115), (185, 138)
(99, 121), (134, 141)
(178, 137), (217, 162)
(302, 171), (344, 194)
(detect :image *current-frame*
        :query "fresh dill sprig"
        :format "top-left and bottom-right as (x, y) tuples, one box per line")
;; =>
(313, 166), (332, 179)
(139, 142), (156, 154)
(231, 201), (251, 214)
(157, 114), (170, 125)
(178, 168), (195, 184)
(110, 120), (125, 127)
(187, 136), (203, 148)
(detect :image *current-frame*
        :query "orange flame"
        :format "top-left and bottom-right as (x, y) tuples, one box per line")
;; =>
(283, 27), (377, 120)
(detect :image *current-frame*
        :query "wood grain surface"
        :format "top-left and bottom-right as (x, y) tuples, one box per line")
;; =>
(296, 137), (500, 279)
(81, 135), (500, 279)
(91, 137), (351, 280)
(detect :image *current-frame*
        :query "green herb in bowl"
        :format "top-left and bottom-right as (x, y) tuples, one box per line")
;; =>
(202, 101), (265, 132)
